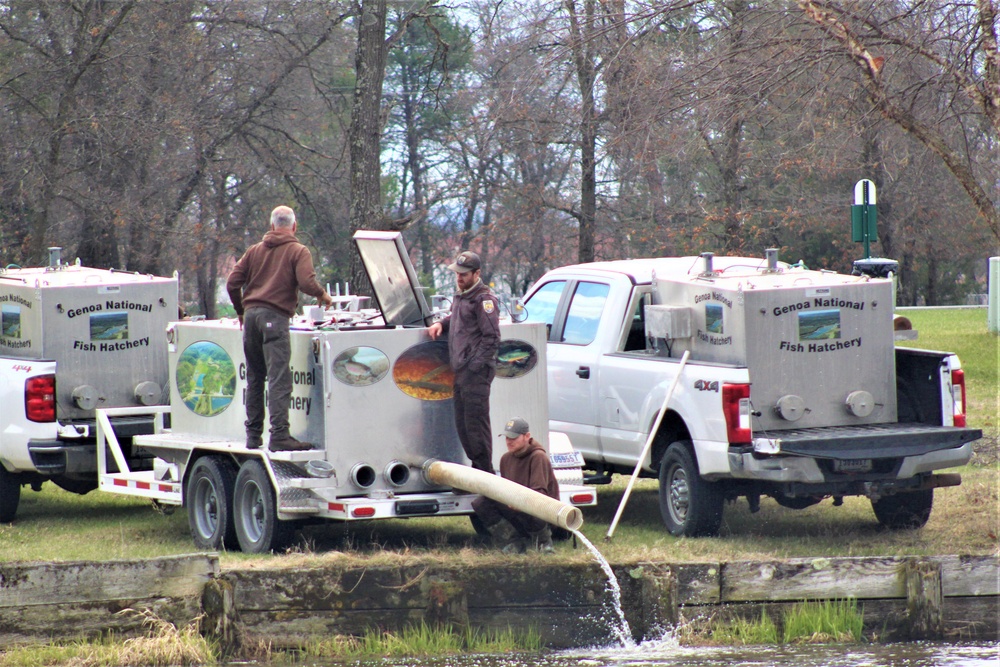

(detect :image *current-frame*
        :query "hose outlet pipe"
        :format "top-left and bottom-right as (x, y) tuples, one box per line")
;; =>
(350, 463), (377, 489)
(384, 460), (410, 487)
(422, 459), (583, 532)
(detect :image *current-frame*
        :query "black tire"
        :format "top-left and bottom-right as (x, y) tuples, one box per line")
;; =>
(0, 466), (21, 523)
(872, 489), (933, 529)
(658, 441), (724, 537)
(186, 456), (238, 550)
(233, 460), (293, 554)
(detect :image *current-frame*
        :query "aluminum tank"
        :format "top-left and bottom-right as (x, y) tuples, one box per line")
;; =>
(166, 318), (549, 496)
(654, 264), (897, 431)
(0, 263), (178, 420)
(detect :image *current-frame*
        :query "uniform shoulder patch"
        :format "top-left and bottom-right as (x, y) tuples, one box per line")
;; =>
(483, 300), (495, 314)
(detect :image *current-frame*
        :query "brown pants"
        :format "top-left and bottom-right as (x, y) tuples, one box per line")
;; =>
(452, 365), (495, 473)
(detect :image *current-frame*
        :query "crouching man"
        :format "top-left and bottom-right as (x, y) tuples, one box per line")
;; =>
(472, 417), (559, 554)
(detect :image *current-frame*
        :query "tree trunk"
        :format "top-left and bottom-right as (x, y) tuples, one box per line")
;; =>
(349, 0), (389, 294)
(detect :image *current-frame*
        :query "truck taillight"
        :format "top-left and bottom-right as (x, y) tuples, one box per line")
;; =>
(951, 369), (967, 428)
(25, 374), (56, 423)
(723, 383), (751, 444)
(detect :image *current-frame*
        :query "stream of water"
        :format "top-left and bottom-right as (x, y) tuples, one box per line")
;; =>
(572, 528), (634, 648)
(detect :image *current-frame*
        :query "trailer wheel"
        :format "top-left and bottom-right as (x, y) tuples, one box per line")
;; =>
(233, 460), (293, 554)
(658, 442), (724, 537)
(186, 457), (238, 550)
(872, 489), (933, 530)
(0, 466), (20, 523)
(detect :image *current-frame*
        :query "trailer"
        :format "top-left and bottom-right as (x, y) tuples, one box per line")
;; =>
(96, 232), (593, 553)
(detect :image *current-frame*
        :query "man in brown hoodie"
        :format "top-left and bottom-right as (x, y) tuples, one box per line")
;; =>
(472, 417), (559, 554)
(226, 205), (332, 452)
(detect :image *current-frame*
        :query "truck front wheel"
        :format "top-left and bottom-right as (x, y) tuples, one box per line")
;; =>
(186, 456), (238, 550)
(0, 466), (20, 523)
(233, 460), (293, 554)
(872, 489), (933, 529)
(658, 442), (724, 537)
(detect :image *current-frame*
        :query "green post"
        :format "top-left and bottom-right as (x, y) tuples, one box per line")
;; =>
(851, 179), (877, 259)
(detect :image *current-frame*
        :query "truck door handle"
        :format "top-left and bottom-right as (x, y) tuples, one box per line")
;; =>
(576, 366), (590, 379)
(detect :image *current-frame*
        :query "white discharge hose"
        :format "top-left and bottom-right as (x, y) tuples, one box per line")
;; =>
(423, 460), (584, 532)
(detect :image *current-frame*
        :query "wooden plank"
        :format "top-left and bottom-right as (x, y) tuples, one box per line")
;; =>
(673, 563), (722, 605)
(939, 555), (1000, 596)
(0, 554), (219, 607)
(722, 557), (908, 602)
(229, 564), (614, 613)
(720, 556), (1000, 603)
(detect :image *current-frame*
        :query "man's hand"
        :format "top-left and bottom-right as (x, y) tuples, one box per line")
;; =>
(427, 321), (443, 340)
(238, 313), (244, 327)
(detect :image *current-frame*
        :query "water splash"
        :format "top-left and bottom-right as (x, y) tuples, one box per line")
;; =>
(572, 529), (634, 647)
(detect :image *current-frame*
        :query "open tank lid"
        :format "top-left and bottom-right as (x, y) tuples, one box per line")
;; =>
(353, 230), (432, 327)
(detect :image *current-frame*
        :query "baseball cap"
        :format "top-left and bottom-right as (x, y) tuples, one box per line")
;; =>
(447, 251), (481, 274)
(500, 417), (530, 439)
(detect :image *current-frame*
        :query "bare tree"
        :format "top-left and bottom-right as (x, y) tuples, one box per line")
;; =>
(797, 0), (1000, 245)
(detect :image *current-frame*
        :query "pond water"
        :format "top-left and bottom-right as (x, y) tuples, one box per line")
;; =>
(295, 638), (998, 667)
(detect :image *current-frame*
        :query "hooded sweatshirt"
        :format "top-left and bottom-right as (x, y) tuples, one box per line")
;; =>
(499, 437), (559, 500)
(226, 230), (326, 318)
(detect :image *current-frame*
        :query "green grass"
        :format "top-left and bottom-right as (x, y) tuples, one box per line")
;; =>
(0, 619), (539, 666)
(299, 623), (540, 660)
(0, 610), (216, 667)
(707, 599), (864, 645)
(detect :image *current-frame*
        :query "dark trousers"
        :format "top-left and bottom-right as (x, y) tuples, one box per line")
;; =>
(472, 495), (545, 535)
(243, 306), (292, 440)
(453, 365), (495, 473)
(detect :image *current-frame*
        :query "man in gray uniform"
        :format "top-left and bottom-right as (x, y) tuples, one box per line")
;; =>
(428, 251), (500, 474)
(227, 205), (333, 452)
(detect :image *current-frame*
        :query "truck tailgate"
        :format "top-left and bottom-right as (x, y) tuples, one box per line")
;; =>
(755, 422), (981, 460)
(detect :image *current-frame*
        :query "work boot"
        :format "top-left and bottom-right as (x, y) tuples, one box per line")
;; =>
(528, 526), (555, 554)
(246, 434), (263, 450)
(269, 435), (315, 452)
(485, 518), (523, 553)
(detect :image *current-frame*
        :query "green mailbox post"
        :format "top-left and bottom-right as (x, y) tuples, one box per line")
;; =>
(852, 179), (877, 259)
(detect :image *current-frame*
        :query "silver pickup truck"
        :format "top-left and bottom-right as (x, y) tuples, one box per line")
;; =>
(521, 252), (981, 536)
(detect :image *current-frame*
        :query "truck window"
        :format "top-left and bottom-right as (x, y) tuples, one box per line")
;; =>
(523, 280), (566, 331)
(622, 290), (652, 352)
(562, 282), (610, 345)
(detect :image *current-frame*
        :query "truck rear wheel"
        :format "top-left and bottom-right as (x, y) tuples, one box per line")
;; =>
(0, 466), (20, 523)
(658, 442), (724, 537)
(872, 489), (933, 529)
(186, 456), (238, 550)
(233, 460), (293, 554)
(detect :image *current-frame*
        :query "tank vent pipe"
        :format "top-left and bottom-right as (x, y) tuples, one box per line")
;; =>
(701, 252), (715, 276)
(765, 248), (779, 272)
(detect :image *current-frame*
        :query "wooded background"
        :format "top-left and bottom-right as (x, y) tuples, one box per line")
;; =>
(1, 1), (996, 315)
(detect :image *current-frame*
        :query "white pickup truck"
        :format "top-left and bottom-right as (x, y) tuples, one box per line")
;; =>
(521, 252), (981, 536)
(0, 258), (178, 521)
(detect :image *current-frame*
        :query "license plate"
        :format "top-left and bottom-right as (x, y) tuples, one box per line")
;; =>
(550, 451), (584, 469)
(834, 458), (872, 473)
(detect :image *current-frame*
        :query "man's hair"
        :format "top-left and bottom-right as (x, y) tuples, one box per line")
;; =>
(271, 205), (296, 229)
